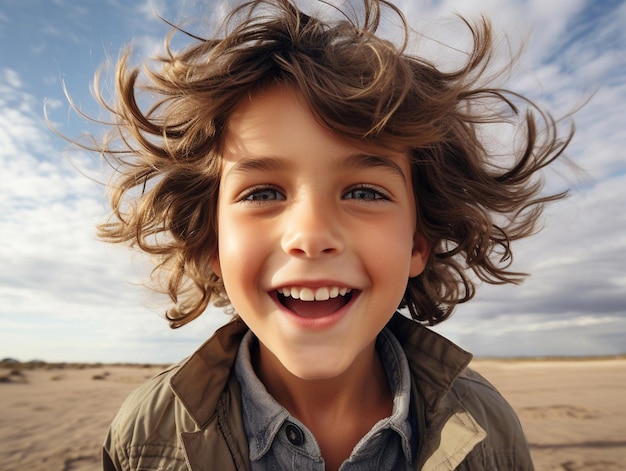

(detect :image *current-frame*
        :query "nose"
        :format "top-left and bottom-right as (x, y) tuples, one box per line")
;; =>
(281, 196), (344, 258)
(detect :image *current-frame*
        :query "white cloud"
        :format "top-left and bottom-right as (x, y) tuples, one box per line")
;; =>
(3, 68), (22, 88)
(135, 0), (167, 23)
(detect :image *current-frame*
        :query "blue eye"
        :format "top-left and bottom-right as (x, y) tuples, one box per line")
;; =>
(344, 186), (388, 201)
(243, 187), (285, 202)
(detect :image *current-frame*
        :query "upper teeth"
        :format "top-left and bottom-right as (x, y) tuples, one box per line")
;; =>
(278, 286), (351, 301)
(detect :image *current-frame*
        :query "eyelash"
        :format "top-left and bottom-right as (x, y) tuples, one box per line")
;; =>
(240, 185), (285, 203)
(238, 184), (390, 204)
(343, 185), (390, 202)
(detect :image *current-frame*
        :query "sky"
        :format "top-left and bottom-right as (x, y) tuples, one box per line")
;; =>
(0, 0), (625, 363)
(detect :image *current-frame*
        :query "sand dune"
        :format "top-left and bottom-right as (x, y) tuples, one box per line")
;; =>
(1, 358), (624, 470)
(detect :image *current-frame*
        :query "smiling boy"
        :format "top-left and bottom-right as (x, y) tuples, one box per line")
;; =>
(93, 0), (572, 470)
(214, 85), (428, 469)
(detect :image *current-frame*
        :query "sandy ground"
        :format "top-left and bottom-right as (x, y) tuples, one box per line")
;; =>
(0, 358), (624, 470)
(471, 358), (626, 471)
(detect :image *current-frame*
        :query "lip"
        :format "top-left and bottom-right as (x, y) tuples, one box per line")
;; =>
(269, 285), (359, 330)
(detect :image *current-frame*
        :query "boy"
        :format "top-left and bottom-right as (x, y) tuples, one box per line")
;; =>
(94, 0), (571, 469)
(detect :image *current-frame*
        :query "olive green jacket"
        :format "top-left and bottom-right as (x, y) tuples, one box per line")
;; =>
(102, 314), (534, 470)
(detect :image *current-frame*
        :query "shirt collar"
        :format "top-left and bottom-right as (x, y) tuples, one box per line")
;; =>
(234, 327), (415, 463)
(233, 331), (292, 460)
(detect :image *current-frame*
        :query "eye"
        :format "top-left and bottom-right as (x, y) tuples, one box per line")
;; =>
(241, 186), (285, 203)
(344, 185), (389, 201)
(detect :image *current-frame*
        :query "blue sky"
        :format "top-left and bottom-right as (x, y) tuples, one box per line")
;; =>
(1, 0), (625, 363)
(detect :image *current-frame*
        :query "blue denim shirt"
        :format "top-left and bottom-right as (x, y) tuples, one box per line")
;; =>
(234, 328), (415, 470)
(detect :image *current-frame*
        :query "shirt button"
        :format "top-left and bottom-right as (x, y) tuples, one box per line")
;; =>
(285, 423), (305, 446)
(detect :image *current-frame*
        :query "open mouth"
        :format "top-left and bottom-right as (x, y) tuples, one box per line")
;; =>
(275, 286), (355, 318)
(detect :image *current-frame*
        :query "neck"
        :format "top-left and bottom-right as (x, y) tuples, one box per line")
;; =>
(255, 339), (392, 427)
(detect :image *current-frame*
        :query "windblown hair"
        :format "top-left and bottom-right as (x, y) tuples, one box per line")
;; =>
(90, 0), (572, 327)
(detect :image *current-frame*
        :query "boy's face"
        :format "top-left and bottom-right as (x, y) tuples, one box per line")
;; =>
(212, 85), (428, 381)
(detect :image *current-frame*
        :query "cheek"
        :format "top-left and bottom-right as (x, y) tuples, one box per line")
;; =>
(216, 214), (266, 294)
(361, 221), (416, 285)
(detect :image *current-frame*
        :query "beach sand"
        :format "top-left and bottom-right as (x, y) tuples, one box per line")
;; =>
(1, 358), (624, 470)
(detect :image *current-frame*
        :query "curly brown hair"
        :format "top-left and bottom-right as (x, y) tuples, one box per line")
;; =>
(88, 0), (573, 327)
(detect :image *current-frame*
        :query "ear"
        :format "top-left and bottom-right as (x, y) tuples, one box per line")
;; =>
(409, 233), (430, 278)
(210, 253), (222, 278)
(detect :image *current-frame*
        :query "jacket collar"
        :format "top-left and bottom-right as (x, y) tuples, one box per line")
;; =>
(386, 313), (473, 412)
(170, 312), (472, 428)
(170, 316), (248, 429)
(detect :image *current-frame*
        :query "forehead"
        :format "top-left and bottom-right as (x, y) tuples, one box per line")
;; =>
(223, 84), (409, 165)
(225, 85), (319, 145)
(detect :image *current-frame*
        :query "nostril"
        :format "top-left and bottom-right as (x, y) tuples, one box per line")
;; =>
(281, 223), (344, 258)
(285, 245), (341, 258)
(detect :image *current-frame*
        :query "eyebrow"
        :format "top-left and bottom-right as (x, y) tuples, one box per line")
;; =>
(224, 153), (407, 182)
(342, 153), (407, 182)
(224, 156), (285, 179)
